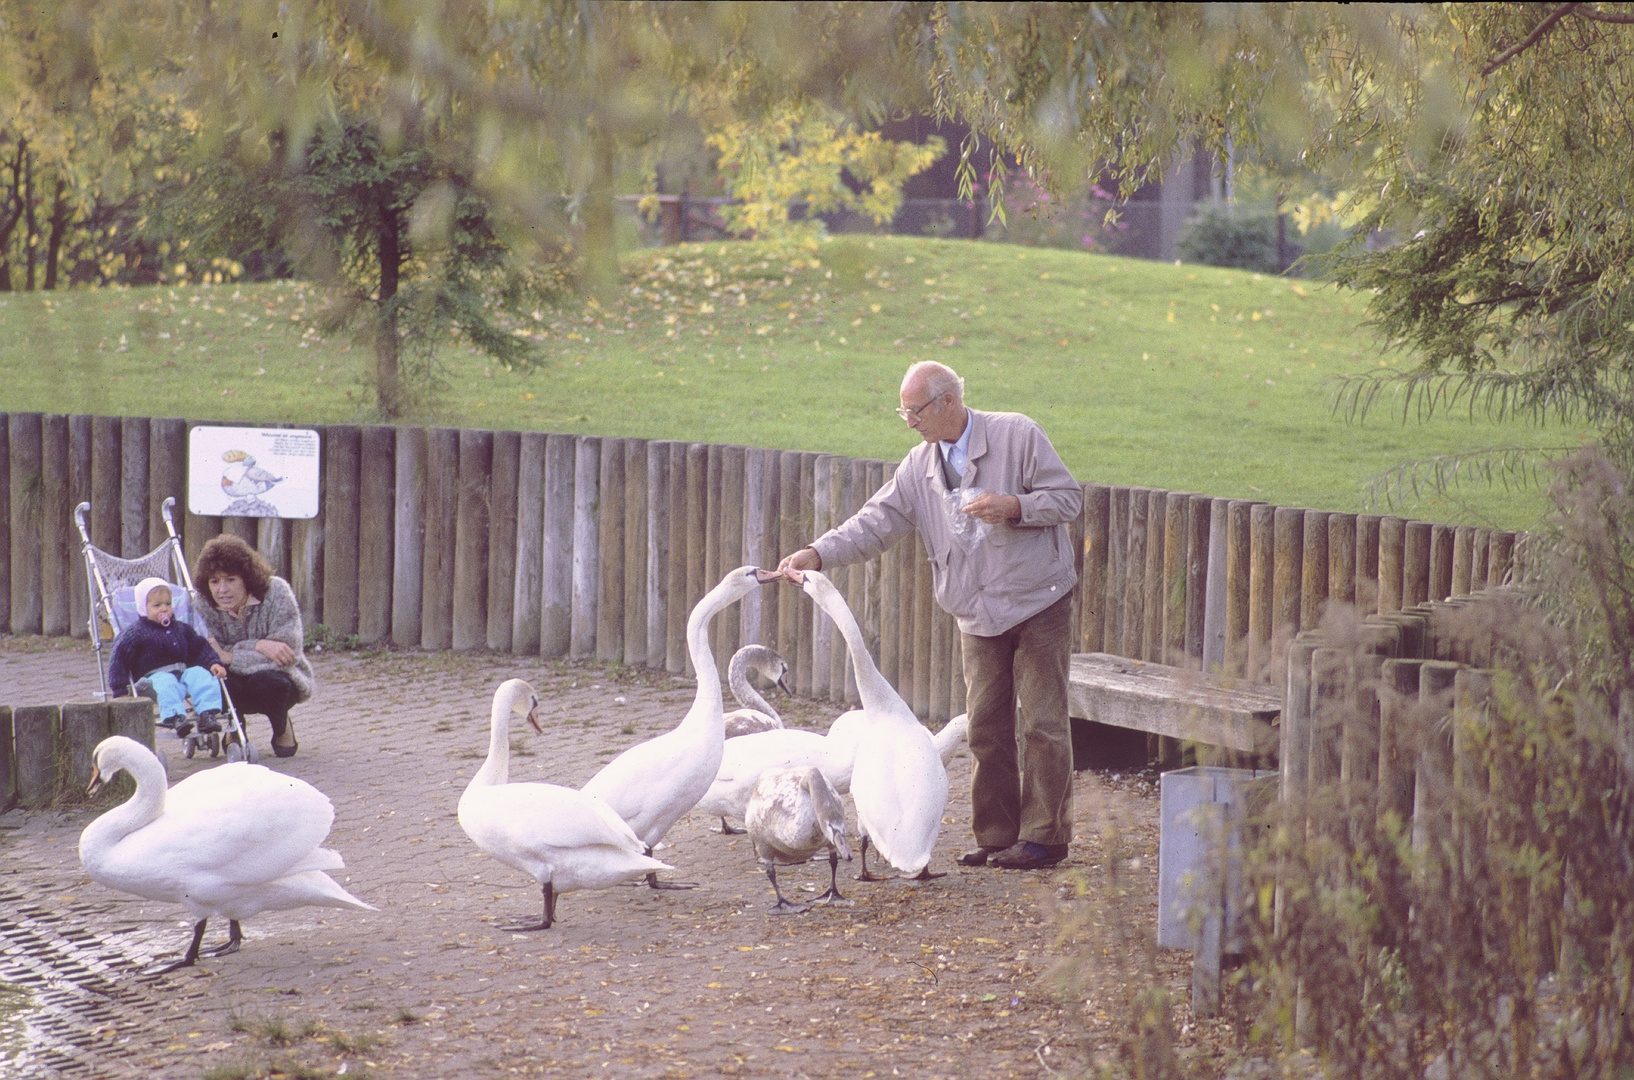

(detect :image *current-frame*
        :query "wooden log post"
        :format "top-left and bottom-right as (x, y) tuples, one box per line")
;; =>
(1471, 528), (1491, 588)
(1105, 486), (1129, 652)
(1428, 524), (1454, 603)
(0, 706), (11, 814)
(1377, 517), (1405, 614)
(879, 479), (903, 691)
(1411, 661), (1461, 952)
(1080, 484), (1110, 654)
(1300, 511), (1329, 632)
(809, 455), (835, 700)
(14, 705), (58, 807)
(322, 425), (362, 637)
(1185, 494), (1211, 668)
(451, 429), (493, 652)
(40, 415), (71, 636)
(108, 696), (156, 751)
(912, 533), (934, 720)
(1280, 633), (1321, 842)
(1403, 522), (1432, 608)
(845, 459), (869, 705)
(1308, 647), (1347, 836)
(1272, 507), (1305, 649)
(1355, 514), (1381, 614)
(68, 415), (94, 637)
(147, 416), (186, 568)
(487, 431), (521, 653)
(1122, 488), (1149, 660)
(644, 441), (672, 667)
(570, 435), (601, 661)
(60, 702), (111, 797)
(266, 515), (295, 593)
(1224, 500), (1253, 675)
(717, 445), (746, 677)
(1144, 490), (1169, 664)
(1450, 526), (1474, 597)
(595, 437), (625, 663)
(119, 416), (149, 558)
(1327, 513), (1357, 612)
(741, 447), (770, 648)
(1248, 503), (1275, 681)
(355, 426), (395, 646)
(896, 530), (917, 708)
(1202, 496), (1229, 670)
(795, 452), (817, 694)
(683, 443), (709, 677)
(703, 444), (725, 671)
(391, 426), (427, 648)
(1376, 656), (1422, 830)
(776, 450), (802, 683)
(1164, 492), (1190, 667)
(90, 415), (122, 561)
(622, 439), (648, 665)
(1488, 531), (1515, 587)
(1451, 667), (1493, 901)
(929, 590), (952, 721)
(664, 442), (690, 673)
(419, 428), (460, 651)
(9, 413), (43, 634)
(511, 433), (548, 656)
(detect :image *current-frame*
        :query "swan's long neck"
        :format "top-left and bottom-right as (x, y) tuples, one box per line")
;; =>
(728, 649), (779, 721)
(78, 751), (167, 864)
(474, 699), (512, 788)
(808, 577), (900, 719)
(685, 580), (736, 731)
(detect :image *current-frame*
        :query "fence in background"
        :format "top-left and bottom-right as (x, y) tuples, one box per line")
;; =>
(1, 413), (1523, 724)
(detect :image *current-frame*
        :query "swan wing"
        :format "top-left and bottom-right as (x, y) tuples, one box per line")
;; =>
(147, 763), (337, 886)
(460, 782), (646, 856)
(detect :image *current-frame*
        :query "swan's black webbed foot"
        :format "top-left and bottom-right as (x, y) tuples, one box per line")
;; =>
(854, 835), (888, 882)
(911, 867), (946, 881)
(144, 919), (208, 974)
(762, 863), (811, 915)
(719, 818), (746, 835)
(646, 872), (699, 890)
(199, 919), (243, 957)
(814, 851), (854, 904)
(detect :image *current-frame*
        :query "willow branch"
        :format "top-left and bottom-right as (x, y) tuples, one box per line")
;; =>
(1481, 3), (1581, 76)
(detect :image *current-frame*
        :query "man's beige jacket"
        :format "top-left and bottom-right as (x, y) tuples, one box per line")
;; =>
(811, 408), (1082, 637)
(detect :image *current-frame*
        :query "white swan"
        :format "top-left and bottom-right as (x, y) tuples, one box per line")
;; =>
(458, 679), (668, 929)
(724, 645), (791, 738)
(794, 569), (948, 880)
(744, 766), (852, 914)
(581, 565), (778, 888)
(696, 727), (832, 835)
(79, 736), (373, 974)
(822, 709), (966, 795)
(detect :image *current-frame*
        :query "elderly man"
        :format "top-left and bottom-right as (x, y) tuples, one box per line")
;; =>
(779, 360), (1083, 870)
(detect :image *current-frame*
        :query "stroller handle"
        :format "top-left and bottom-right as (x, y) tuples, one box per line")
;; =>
(161, 496), (180, 539)
(73, 501), (93, 546)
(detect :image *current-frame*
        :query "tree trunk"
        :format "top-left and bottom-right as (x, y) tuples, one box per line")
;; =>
(23, 147), (36, 291)
(375, 203), (403, 419)
(583, 128), (619, 301)
(0, 137), (25, 293)
(43, 177), (67, 290)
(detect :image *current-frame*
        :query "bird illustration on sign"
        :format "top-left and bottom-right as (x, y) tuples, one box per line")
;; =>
(218, 449), (284, 516)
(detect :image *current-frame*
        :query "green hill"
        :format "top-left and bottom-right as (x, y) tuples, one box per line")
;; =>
(0, 235), (1582, 529)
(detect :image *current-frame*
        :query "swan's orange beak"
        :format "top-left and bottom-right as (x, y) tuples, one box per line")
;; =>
(753, 568), (784, 585)
(527, 700), (543, 734)
(86, 765), (104, 796)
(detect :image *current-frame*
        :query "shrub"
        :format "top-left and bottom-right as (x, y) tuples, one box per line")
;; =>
(1178, 201), (1288, 274)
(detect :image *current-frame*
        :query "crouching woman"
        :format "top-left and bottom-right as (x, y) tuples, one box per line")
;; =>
(192, 534), (316, 758)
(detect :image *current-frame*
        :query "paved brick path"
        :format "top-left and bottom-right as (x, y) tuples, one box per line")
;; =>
(1, 636), (1184, 1079)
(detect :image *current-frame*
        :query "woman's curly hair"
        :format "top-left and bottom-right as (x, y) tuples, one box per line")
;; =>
(193, 533), (274, 608)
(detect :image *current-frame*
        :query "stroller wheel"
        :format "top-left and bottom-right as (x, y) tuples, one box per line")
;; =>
(183, 737), (196, 760)
(208, 733), (221, 758)
(225, 740), (243, 763)
(244, 741), (260, 764)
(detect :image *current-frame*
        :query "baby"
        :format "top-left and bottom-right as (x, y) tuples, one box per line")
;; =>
(109, 577), (228, 738)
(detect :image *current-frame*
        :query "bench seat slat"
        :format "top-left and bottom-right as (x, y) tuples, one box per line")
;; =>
(1069, 652), (1280, 756)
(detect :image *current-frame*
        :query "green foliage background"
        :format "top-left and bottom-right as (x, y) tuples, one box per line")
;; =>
(0, 236), (1578, 530)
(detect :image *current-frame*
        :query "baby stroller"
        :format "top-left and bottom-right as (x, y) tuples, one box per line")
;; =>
(75, 496), (258, 763)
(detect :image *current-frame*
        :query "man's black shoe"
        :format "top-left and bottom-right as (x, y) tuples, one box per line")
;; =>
(988, 841), (1069, 870)
(957, 846), (1004, 867)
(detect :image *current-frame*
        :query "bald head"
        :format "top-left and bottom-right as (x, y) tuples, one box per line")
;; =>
(898, 361), (969, 444)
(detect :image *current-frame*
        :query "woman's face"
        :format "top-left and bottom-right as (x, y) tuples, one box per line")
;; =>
(209, 572), (249, 614)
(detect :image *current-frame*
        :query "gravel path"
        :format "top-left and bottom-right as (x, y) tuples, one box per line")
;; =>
(0, 635), (1203, 1079)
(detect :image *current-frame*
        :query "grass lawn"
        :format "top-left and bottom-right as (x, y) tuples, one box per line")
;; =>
(0, 235), (1583, 530)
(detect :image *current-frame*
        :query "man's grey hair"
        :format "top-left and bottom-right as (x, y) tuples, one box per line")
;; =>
(903, 360), (965, 404)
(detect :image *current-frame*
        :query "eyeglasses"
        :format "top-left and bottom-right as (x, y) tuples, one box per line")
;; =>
(895, 397), (939, 423)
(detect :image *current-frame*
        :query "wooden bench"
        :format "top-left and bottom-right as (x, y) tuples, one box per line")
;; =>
(1068, 652), (1281, 760)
